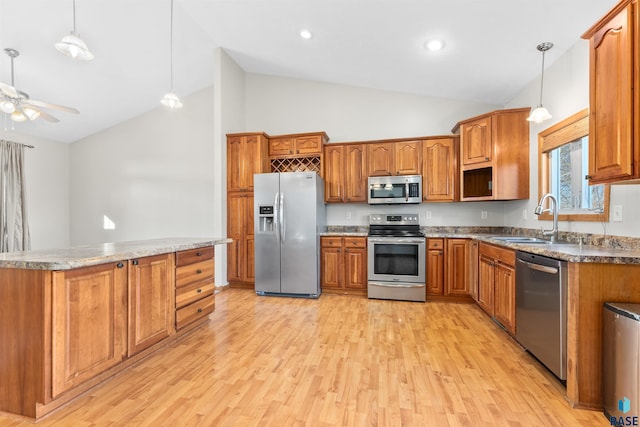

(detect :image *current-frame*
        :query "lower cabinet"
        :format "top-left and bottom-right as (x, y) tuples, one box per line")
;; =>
(320, 236), (367, 295)
(175, 247), (215, 330)
(426, 238), (471, 299)
(478, 242), (516, 334)
(52, 262), (128, 397)
(128, 254), (176, 357)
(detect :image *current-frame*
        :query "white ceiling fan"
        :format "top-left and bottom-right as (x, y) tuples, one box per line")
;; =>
(0, 48), (79, 123)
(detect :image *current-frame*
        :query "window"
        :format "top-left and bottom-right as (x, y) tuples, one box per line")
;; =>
(538, 108), (609, 222)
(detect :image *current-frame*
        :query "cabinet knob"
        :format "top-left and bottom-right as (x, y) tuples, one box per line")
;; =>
(117, 262), (124, 269)
(197, 308), (203, 313)
(196, 251), (202, 256)
(132, 259), (139, 266)
(196, 269), (202, 274)
(197, 289), (202, 293)
(485, 156), (490, 161)
(585, 175), (592, 180)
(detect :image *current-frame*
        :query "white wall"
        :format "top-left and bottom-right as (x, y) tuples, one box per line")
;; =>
(245, 73), (504, 226)
(506, 40), (640, 237)
(0, 129), (70, 250)
(69, 87), (216, 245)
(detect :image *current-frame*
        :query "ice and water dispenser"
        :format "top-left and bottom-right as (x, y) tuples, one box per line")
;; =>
(257, 205), (275, 233)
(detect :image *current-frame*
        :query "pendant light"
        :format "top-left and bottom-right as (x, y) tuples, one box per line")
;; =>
(527, 42), (553, 123)
(55, 0), (94, 61)
(160, 0), (183, 109)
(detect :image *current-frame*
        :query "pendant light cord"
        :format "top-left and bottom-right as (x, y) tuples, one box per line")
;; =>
(169, 0), (174, 91)
(72, 0), (77, 33)
(538, 49), (546, 106)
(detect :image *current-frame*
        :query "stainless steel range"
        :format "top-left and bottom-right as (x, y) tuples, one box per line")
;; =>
(367, 214), (426, 302)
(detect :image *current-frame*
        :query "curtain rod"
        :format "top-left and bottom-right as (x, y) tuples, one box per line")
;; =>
(0, 140), (35, 149)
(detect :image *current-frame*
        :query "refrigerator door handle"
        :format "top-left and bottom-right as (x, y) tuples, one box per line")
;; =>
(280, 192), (286, 243)
(273, 192), (280, 244)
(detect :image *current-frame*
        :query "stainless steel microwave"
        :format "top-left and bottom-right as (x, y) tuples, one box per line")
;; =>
(367, 175), (422, 204)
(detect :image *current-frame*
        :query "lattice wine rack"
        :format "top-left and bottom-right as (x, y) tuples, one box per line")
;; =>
(270, 156), (321, 173)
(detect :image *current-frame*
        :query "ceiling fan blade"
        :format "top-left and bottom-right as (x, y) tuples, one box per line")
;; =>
(0, 81), (18, 98)
(26, 99), (79, 114)
(33, 108), (60, 123)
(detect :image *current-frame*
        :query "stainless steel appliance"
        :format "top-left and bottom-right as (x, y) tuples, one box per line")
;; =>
(367, 214), (426, 302)
(254, 172), (325, 298)
(515, 251), (568, 380)
(367, 175), (422, 204)
(602, 303), (640, 421)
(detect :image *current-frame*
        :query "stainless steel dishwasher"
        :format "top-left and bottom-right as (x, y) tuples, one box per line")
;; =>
(515, 251), (568, 380)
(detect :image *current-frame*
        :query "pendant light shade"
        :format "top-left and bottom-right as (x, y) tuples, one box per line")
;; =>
(161, 0), (182, 109)
(55, 0), (94, 60)
(527, 42), (553, 123)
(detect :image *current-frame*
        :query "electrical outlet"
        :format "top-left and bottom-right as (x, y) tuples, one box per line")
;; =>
(522, 209), (528, 220)
(425, 211), (432, 220)
(612, 205), (623, 222)
(481, 211), (488, 219)
(346, 211), (352, 220)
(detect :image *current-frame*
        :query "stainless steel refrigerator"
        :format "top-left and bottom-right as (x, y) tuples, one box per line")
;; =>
(254, 172), (325, 297)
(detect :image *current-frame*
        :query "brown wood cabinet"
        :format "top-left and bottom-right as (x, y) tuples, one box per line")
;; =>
(367, 140), (422, 176)
(227, 132), (269, 288)
(175, 247), (215, 330)
(583, 0), (639, 184)
(453, 108), (530, 201)
(52, 262), (128, 397)
(320, 236), (367, 295)
(426, 238), (471, 299)
(127, 254), (175, 357)
(269, 132), (327, 157)
(423, 137), (459, 202)
(477, 243), (516, 335)
(323, 143), (367, 203)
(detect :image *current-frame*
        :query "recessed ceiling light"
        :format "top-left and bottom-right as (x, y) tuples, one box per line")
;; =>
(299, 29), (313, 40)
(425, 39), (445, 51)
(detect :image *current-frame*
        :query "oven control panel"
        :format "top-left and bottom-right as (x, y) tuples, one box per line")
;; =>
(369, 214), (419, 225)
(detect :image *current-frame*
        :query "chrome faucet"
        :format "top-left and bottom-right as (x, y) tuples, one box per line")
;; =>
(534, 193), (558, 242)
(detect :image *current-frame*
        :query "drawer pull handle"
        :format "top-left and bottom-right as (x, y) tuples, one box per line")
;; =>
(197, 289), (202, 293)
(196, 252), (202, 256)
(197, 308), (203, 313)
(132, 259), (139, 266)
(117, 262), (124, 269)
(196, 269), (202, 274)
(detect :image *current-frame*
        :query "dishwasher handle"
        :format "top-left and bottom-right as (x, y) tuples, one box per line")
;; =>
(517, 258), (559, 274)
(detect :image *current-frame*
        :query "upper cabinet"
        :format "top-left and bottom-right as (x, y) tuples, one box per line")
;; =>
(453, 108), (530, 201)
(367, 140), (422, 176)
(269, 133), (327, 157)
(227, 133), (270, 192)
(582, 0), (639, 184)
(323, 143), (367, 203)
(423, 136), (459, 202)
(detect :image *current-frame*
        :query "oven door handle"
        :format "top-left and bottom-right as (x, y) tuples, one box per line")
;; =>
(367, 237), (425, 244)
(368, 282), (425, 288)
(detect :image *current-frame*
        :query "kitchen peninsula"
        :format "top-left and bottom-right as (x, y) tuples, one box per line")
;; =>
(0, 237), (230, 420)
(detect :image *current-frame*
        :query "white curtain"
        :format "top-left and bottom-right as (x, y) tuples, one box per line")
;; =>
(0, 140), (30, 252)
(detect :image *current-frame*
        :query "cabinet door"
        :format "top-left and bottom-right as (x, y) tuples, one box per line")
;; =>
(461, 116), (492, 166)
(344, 238), (367, 290)
(494, 262), (516, 335)
(345, 144), (367, 202)
(477, 255), (495, 316)
(426, 239), (444, 295)
(269, 137), (294, 157)
(394, 140), (422, 175)
(320, 246), (344, 289)
(467, 240), (479, 301)
(243, 195), (255, 283)
(423, 138), (457, 202)
(243, 135), (266, 191)
(295, 135), (323, 155)
(445, 239), (469, 296)
(588, 3), (635, 183)
(324, 144), (344, 203)
(227, 239), (242, 282)
(52, 262), (128, 397)
(227, 136), (245, 192)
(227, 193), (245, 282)
(367, 143), (394, 176)
(128, 254), (175, 356)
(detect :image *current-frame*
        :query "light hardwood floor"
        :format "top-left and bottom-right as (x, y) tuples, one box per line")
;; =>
(0, 289), (609, 426)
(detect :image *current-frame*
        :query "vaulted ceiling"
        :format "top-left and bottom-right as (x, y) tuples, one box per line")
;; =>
(0, 0), (618, 143)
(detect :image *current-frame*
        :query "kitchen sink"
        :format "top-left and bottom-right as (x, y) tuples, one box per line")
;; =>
(491, 236), (553, 244)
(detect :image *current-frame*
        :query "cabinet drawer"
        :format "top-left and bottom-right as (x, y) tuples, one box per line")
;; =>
(321, 237), (342, 247)
(176, 295), (215, 330)
(428, 238), (444, 249)
(176, 260), (214, 288)
(479, 243), (515, 266)
(176, 280), (215, 309)
(344, 237), (365, 248)
(269, 137), (294, 156)
(295, 136), (323, 155)
(176, 246), (214, 267)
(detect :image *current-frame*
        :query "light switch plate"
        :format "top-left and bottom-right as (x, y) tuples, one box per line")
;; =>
(612, 205), (623, 222)
(481, 211), (488, 219)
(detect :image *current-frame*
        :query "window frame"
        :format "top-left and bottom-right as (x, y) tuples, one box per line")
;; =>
(538, 108), (610, 222)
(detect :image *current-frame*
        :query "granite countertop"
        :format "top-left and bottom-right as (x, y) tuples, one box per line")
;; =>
(321, 231), (369, 237)
(0, 237), (232, 270)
